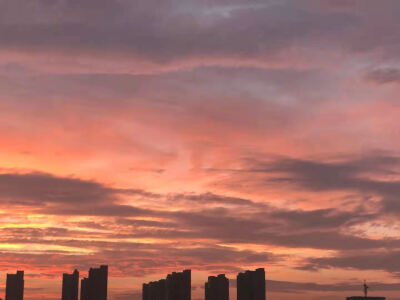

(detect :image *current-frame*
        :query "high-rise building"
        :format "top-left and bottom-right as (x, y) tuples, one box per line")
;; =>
(80, 278), (88, 300)
(237, 268), (265, 300)
(142, 279), (166, 300)
(143, 270), (191, 300)
(80, 265), (108, 300)
(205, 274), (229, 300)
(166, 270), (191, 300)
(62, 269), (79, 300)
(5, 271), (24, 300)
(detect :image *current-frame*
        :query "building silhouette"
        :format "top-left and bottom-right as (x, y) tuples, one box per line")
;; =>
(80, 278), (88, 300)
(143, 270), (191, 300)
(166, 270), (191, 300)
(5, 271), (24, 300)
(237, 268), (265, 300)
(80, 265), (108, 300)
(143, 279), (166, 300)
(205, 274), (229, 300)
(62, 269), (79, 300)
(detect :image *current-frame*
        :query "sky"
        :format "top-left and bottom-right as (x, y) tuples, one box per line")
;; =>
(0, 0), (400, 299)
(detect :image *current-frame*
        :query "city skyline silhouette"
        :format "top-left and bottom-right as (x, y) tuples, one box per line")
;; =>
(1, 267), (389, 300)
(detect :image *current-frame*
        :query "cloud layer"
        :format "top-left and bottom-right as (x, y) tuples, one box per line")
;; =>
(1, 1), (400, 300)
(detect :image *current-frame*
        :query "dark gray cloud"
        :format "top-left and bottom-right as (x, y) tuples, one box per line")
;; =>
(163, 245), (273, 265)
(0, 170), (394, 254)
(366, 68), (400, 84)
(217, 153), (400, 214)
(0, 172), (157, 211)
(300, 251), (400, 274)
(0, 0), (359, 63)
(268, 207), (374, 229)
(1, 170), (400, 280)
(0, 240), (272, 277)
(43, 203), (153, 217)
(108, 205), (389, 251)
(0, 172), (114, 205)
(242, 153), (400, 190)
(171, 210), (395, 250)
(168, 192), (259, 207)
(1, 0), (399, 68)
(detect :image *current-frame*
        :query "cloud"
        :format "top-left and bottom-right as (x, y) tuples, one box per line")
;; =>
(168, 192), (259, 207)
(0, 169), (398, 282)
(1, 0), (399, 75)
(0, 172), (115, 205)
(0, 171), (157, 212)
(0, 1), (400, 299)
(0, 0), (357, 65)
(241, 153), (400, 191)
(266, 279), (400, 293)
(300, 251), (400, 274)
(212, 153), (400, 212)
(0, 241), (272, 277)
(366, 68), (400, 84)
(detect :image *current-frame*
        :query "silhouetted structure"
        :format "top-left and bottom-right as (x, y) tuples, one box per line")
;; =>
(142, 279), (166, 300)
(346, 281), (386, 300)
(80, 265), (108, 300)
(5, 271), (24, 300)
(143, 270), (190, 300)
(62, 269), (79, 300)
(346, 298), (385, 300)
(237, 268), (265, 300)
(166, 270), (191, 300)
(80, 278), (88, 300)
(205, 274), (229, 300)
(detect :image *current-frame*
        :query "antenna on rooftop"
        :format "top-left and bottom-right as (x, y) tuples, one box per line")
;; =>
(363, 280), (369, 297)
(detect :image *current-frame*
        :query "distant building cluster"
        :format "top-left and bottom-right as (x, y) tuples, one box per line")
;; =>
(1, 266), (387, 300)
(142, 268), (266, 300)
(143, 269), (191, 300)
(2, 266), (108, 300)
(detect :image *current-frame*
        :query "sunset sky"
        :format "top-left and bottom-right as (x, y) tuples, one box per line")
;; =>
(1, 0), (400, 299)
